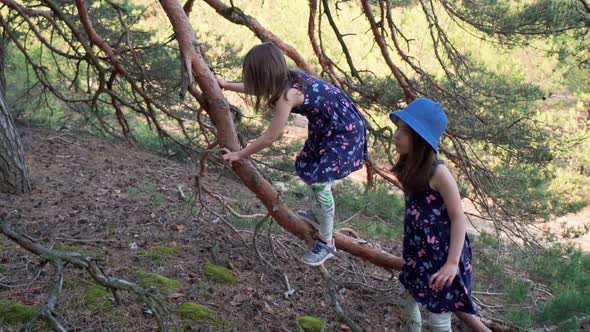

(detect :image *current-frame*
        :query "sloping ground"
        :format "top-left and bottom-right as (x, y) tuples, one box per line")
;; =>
(0, 125), (416, 331)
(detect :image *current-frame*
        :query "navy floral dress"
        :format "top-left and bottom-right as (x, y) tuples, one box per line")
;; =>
(399, 163), (478, 314)
(290, 71), (368, 184)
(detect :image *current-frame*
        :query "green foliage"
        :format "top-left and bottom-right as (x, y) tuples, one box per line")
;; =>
(0, 300), (36, 325)
(204, 263), (236, 284)
(505, 279), (530, 304)
(178, 302), (220, 326)
(477, 231), (498, 247)
(129, 117), (197, 161)
(506, 309), (532, 330)
(442, 67), (551, 166)
(440, 0), (589, 97)
(541, 287), (590, 323)
(560, 321), (582, 332)
(333, 180), (404, 239)
(539, 101), (590, 213)
(334, 180), (404, 223)
(297, 316), (324, 332)
(354, 74), (406, 111)
(135, 271), (182, 294)
(446, 1), (587, 38)
(363, 222), (402, 240)
(563, 64), (590, 97)
(520, 244), (590, 325)
(477, 256), (507, 284)
(476, 237), (590, 328)
(527, 246), (590, 292)
(549, 170), (590, 215)
(488, 165), (557, 215)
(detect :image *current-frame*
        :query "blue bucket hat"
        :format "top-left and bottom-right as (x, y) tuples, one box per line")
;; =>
(389, 98), (447, 153)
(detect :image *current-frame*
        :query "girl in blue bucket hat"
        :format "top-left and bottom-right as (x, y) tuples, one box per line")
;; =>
(390, 98), (478, 331)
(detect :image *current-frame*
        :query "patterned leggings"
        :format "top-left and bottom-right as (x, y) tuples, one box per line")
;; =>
(309, 182), (335, 242)
(402, 293), (452, 332)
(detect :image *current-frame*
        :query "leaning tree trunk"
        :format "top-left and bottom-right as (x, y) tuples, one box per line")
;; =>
(0, 82), (31, 194)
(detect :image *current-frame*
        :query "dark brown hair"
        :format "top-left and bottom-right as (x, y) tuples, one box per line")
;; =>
(242, 42), (303, 112)
(392, 126), (437, 192)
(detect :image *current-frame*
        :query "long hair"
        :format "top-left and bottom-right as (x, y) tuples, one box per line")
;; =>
(392, 127), (437, 193)
(242, 42), (303, 112)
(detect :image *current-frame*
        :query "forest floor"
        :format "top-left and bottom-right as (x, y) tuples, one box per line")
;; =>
(0, 125), (588, 331)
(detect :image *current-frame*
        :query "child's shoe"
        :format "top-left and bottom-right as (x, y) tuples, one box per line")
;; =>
(302, 238), (337, 266)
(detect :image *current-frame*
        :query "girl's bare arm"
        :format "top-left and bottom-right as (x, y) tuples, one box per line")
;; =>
(234, 100), (291, 158)
(222, 82), (246, 93)
(429, 164), (467, 289)
(217, 76), (246, 93)
(221, 88), (303, 163)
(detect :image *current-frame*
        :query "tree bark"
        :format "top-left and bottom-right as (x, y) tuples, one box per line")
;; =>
(0, 34), (5, 97)
(0, 81), (31, 194)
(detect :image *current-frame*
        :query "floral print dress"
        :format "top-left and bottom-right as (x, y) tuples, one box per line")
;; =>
(399, 165), (478, 314)
(290, 71), (368, 184)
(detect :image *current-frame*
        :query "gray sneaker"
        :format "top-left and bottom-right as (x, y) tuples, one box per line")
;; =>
(302, 240), (337, 266)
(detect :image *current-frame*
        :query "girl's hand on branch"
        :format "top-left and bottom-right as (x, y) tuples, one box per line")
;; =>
(429, 262), (458, 291)
(221, 148), (242, 166)
(216, 76), (227, 90)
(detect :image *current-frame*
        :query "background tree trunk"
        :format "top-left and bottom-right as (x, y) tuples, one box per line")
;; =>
(0, 34), (5, 97)
(0, 80), (31, 194)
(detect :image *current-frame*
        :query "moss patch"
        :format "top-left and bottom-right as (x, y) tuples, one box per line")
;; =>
(0, 263), (5, 273)
(297, 316), (324, 332)
(137, 246), (182, 262)
(204, 263), (236, 284)
(0, 300), (36, 325)
(178, 302), (220, 326)
(83, 284), (112, 306)
(149, 246), (181, 256)
(135, 271), (182, 294)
